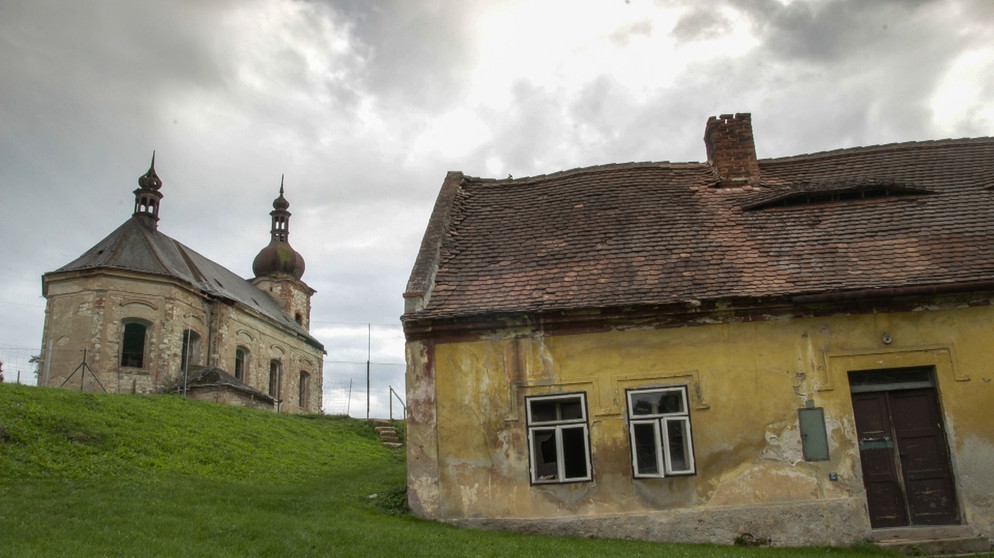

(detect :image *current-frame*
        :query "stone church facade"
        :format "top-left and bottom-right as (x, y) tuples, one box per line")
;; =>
(39, 157), (324, 413)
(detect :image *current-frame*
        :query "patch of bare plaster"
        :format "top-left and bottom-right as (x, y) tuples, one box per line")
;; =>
(406, 344), (435, 424)
(709, 463), (819, 506)
(493, 429), (524, 476)
(458, 480), (481, 511)
(708, 422), (814, 507)
(759, 421), (803, 464)
(829, 416), (862, 481)
(532, 332), (557, 382)
(408, 475), (440, 516)
(793, 371), (808, 406)
(532, 480), (597, 513)
(956, 435), (994, 510)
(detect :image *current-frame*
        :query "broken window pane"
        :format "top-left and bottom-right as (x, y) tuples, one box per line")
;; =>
(526, 393), (591, 483)
(531, 428), (558, 481)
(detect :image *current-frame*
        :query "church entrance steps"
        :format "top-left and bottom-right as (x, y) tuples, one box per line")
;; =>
(372, 419), (403, 448)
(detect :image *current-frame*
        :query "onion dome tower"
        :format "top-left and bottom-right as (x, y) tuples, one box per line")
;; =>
(252, 178), (306, 279)
(133, 153), (163, 229)
(251, 178), (314, 329)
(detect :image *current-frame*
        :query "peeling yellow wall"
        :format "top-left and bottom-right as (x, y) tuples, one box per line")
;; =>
(407, 304), (994, 544)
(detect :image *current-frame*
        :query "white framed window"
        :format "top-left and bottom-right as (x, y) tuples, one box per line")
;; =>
(526, 392), (591, 484)
(627, 386), (696, 478)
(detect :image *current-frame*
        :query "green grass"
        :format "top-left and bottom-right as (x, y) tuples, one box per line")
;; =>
(0, 383), (908, 557)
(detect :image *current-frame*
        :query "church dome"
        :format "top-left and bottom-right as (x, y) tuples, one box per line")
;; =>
(252, 179), (305, 280)
(252, 239), (306, 279)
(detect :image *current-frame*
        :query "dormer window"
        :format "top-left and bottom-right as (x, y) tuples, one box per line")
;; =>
(744, 181), (933, 211)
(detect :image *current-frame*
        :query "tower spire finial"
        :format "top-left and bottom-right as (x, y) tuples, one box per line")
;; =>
(252, 176), (305, 280)
(133, 152), (163, 228)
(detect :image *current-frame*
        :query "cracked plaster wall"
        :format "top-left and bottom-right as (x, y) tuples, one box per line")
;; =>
(406, 304), (994, 546)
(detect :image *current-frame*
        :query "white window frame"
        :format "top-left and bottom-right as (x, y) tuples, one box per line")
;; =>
(627, 386), (696, 478)
(525, 393), (592, 484)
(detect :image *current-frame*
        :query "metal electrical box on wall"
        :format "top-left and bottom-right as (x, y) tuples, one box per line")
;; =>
(798, 405), (830, 461)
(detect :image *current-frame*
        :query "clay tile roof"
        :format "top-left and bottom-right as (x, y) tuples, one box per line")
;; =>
(404, 137), (994, 321)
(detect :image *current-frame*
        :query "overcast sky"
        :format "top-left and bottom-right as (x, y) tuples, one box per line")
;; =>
(1, 0), (992, 416)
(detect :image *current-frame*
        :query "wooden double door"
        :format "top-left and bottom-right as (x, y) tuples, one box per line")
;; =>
(850, 368), (960, 528)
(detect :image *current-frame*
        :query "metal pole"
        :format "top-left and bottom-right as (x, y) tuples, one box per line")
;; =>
(183, 317), (191, 396)
(80, 349), (86, 391)
(346, 378), (352, 416)
(366, 323), (371, 420)
(277, 358), (283, 413)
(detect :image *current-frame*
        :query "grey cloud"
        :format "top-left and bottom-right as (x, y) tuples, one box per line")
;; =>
(328, 0), (482, 112)
(2, 0), (993, 417)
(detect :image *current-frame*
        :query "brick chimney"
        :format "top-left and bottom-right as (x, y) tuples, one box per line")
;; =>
(704, 113), (761, 187)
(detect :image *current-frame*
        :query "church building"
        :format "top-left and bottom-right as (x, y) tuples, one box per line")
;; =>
(39, 156), (324, 413)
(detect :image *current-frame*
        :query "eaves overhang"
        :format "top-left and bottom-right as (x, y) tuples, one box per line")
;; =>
(403, 281), (994, 342)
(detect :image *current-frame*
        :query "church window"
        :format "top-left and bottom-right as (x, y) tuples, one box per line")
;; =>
(234, 347), (249, 381)
(268, 359), (281, 397)
(120, 321), (149, 368)
(181, 330), (201, 369)
(299, 371), (311, 411)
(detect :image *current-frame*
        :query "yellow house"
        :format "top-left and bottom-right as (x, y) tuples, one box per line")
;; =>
(402, 114), (994, 550)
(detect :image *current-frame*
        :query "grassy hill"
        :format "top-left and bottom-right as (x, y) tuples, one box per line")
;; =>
(0, 383), (904, 557)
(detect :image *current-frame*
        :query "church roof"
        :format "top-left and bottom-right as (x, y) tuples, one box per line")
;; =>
(45, 216), (323, 350)
(404, 130), (994, 323)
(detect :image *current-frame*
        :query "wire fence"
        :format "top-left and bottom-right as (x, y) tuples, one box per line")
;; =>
(0, 344), (407, 420)
(0, 345), (39, 385)
(323, 360), (407, 420)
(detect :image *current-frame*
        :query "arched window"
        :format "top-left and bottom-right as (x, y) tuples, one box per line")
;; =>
(120, 321), (149, 368)
(299, 371), (311, 410)
(181, 330), (202, 370)
(234, 347), (249, 382)
(268, 359), (281, 396)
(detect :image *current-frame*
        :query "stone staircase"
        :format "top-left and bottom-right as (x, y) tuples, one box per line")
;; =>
(372, 419), (403, 449)
(871, 525), (991, 556)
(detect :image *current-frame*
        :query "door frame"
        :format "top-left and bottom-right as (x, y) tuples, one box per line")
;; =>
(824, 348), (966, 529)
(848, 367), (961, 527)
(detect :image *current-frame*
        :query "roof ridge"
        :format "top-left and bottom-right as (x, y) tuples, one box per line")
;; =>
(463, 160), (707, 185)
(131, 217), (181, 275)
(761, 136), (994, 165)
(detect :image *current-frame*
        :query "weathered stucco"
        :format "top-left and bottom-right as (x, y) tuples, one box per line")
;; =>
(406, 304), (994, 546)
